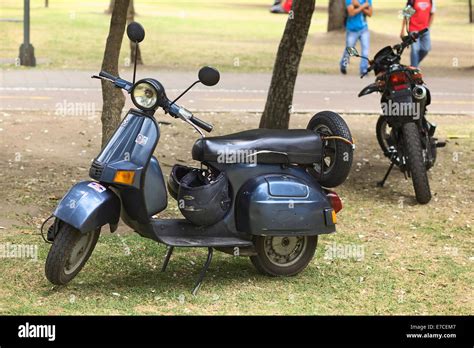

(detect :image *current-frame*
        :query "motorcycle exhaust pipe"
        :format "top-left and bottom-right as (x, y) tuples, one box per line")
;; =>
(412, 85), (427, 119)
(413, 85), (427, 100)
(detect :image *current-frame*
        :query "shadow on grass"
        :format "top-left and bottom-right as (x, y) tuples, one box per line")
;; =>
(41, 250), (270, 297)
(345, 159), (424, 207)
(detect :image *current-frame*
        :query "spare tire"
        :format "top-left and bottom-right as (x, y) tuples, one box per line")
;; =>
(307, 111), (354, 188)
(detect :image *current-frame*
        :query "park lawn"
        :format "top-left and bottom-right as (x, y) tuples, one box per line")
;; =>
(0, 110), (472, 315)
(0, 0), (472, 74)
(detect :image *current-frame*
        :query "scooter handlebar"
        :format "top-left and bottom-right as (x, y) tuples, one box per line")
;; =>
(167, 103), (213, 133)
(99, 71), (117, 81)
(190, 115), (213, 133)
(94, 71), (133, 92)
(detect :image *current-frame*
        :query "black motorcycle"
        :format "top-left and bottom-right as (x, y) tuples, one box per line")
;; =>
(346, 28), (445, 204)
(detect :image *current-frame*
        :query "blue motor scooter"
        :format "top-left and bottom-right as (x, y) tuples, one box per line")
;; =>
(44, 23), (354, 294)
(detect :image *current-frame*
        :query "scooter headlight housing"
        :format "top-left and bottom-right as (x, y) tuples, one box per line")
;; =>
(131, 79), (166, 111)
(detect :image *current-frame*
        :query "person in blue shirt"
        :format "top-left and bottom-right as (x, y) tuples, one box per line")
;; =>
(340, 0), (373, 75)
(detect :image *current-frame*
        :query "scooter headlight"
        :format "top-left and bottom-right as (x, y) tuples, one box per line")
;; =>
(131, 81), (158, 110)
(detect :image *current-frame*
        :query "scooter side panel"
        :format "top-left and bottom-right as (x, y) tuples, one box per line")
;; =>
(235, 173), (335, 236)
(53, 181), (120, 233)
(118, 157), (167, 225)
(143, 156), (167, 215)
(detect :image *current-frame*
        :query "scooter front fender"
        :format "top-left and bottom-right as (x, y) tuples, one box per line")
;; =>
(53, 181), (120, 233)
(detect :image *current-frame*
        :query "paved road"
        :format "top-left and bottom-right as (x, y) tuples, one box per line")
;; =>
(1, 69), (473, 115)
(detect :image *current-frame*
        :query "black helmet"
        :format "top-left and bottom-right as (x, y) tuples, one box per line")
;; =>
(177, 169), (231, 226)
(167, 164), (196, 200)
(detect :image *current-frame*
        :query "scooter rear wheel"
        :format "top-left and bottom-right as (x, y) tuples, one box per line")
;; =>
(45, 222), (100, 285)
(250, 235), (317, 276)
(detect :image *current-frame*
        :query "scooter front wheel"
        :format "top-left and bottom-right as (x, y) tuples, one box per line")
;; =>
(45, 222), (100, 285)
(250, 235), (317, 277)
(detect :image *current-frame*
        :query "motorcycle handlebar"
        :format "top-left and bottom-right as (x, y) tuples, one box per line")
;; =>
(417, 28), (429, 36)
(401, 28), (428, 49)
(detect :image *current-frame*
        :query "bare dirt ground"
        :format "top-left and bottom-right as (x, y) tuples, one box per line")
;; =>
(0, 110), (472, 314)
(0, 109), (472, 236)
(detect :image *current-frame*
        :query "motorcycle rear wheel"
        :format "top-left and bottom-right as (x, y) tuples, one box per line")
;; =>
(376, 116), (392, 155)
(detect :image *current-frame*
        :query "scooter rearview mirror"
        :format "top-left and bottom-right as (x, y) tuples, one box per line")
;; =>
(126, 22), (145, 85)
(126, 22), (145, 43)
(170, 66), (221, 106)
(198, 66), (220, 87)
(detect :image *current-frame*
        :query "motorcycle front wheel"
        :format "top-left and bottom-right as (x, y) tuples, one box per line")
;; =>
(250, 235), (317, 276)
(402, 122), (432, 204)
(45, 222), (100, 285)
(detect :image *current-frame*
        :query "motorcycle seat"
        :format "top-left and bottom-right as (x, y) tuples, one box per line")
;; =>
(192, 129), (322, 165)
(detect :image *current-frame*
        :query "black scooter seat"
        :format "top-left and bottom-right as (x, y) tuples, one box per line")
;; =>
(192, 129), (322, 165)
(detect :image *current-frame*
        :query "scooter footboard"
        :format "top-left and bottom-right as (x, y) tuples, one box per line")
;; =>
(53, 181), (120, 234)
(235, 174), (335, 236)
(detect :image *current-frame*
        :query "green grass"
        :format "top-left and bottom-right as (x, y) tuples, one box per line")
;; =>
(0, 0), (472, 72)
(0, 230), (470, 315)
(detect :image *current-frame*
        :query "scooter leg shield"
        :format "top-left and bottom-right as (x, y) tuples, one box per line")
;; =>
(53, 181), (121, 234)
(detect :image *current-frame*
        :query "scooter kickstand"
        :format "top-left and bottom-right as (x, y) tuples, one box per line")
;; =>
(161, 246), (174, 272)
(377, 162), (394, 187)
(191, 247), (214, 296)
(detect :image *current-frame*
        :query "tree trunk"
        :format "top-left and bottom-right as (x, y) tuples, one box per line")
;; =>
(101, 0), (130, 147)
(259, 0), (315, 129)
(105, 0), (115, 14)
(128, 0), (143, 65)
(327, 0), (346, 32)
(470, 0), (473, 23)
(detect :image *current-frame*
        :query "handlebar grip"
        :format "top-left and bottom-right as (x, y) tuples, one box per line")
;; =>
(99, 71), (117, 81)
(191, 116), (213, 132)
(419, 28), (428, 35)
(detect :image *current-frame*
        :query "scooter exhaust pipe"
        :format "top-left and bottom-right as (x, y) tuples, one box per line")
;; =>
(413, 85), (427, 100)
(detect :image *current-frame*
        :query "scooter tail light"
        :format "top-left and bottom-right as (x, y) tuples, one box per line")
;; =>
(326, 190), (343, 214)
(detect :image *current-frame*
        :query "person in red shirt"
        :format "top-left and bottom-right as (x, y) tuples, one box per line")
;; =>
(400, 0), (436, 67)
(270, 0), (292, 13)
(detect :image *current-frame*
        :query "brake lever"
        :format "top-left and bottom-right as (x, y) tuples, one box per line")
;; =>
(91, 75), (114, 82)
(179, 113), (205, 138)
(91, 75), (132, 93)
(169, 103), (205, 138)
